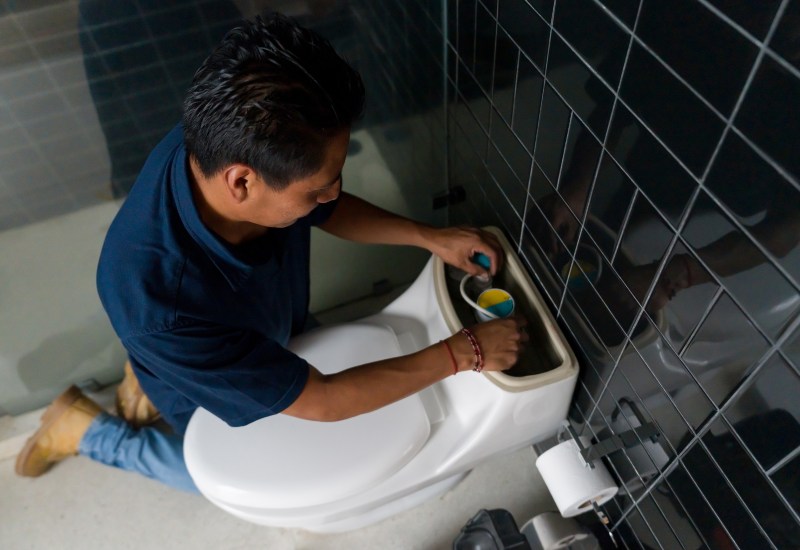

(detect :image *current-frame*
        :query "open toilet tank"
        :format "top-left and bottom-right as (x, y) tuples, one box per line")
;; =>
(184, 227), (579, 533)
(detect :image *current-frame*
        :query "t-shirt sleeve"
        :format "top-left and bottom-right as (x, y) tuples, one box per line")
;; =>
(123, 323), (309, 427)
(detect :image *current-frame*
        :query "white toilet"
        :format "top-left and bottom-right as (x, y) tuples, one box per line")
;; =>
(183, 227), (579, 533)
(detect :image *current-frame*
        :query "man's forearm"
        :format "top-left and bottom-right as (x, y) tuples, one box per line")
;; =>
(282, 336), (473, 422)
(319, 192), (436, 250)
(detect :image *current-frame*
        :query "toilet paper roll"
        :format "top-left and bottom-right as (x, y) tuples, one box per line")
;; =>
(522, 512), (598, 550)
(535, 437), (618, 518)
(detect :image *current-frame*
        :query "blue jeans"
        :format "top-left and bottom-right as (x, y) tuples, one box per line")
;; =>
(79, 413), (198, 493)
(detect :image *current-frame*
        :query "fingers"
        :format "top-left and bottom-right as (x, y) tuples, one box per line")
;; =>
(467, 316), (529, 372)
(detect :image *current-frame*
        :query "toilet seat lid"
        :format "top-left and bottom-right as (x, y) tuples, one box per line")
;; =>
(184, 323), (431, 510)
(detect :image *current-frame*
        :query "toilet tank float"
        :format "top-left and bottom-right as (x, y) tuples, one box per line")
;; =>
(184, 226), (579, 533)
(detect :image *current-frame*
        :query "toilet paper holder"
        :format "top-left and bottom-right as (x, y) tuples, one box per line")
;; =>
(559, 406), (660, 470)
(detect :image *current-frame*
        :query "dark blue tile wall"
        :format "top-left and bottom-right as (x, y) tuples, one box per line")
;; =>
(445, 0), (800, 547)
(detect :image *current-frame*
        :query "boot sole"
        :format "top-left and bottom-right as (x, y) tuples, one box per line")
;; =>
(15, 385), (83, 476)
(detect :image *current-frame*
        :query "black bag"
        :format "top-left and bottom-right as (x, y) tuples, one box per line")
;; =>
(453, 508), (532, 550)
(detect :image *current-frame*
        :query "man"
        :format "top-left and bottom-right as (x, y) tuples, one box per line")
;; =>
(16, 13), (526, 492)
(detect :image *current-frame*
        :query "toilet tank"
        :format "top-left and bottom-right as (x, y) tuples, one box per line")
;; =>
(433, 226), (578, 393)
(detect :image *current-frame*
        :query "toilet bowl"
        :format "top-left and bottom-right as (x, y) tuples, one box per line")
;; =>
(183, 227), (579, 533)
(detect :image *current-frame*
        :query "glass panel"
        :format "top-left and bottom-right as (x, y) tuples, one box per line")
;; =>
(1, 1), (449, 414)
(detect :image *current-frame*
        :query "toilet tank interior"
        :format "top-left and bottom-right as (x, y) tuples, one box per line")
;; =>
(435, 227), (577, 385)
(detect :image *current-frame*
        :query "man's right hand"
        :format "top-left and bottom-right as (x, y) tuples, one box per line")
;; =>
(447, 317), (528, 373)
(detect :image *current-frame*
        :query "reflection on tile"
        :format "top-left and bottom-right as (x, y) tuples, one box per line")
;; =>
(561, 288), (619, 366)
(491, 29), (518, 124)
(451, 95), (489, 159)
(613, 195), (674, 304)
(772, 0), (800, 72)
(705, 0), (782, 40)
(635, 494), (685, 548)
(617, 342), (693, 451)
(725, 353), (800, 471)
(683, 191), (799, 340)
(568, 282), (628, 350)
(593, 387), (676, 496)
(486, 143), (527, 211)
(637, 0), (758, 117)
(528, 160), (553, 202)
(554, 0), (630, 89)
(511, 54), (544, 152)
(648, 479), (709, 549)
(586, 154), (635, 260)
(673, 443), (773, 548)
(596, 0), (641, 28)
(525, 0), (554, 21)
(772, 454), (800, 526)
(705, 131), (800, 285)
(456, 0), (477, 70)
(735, 55), (800, 180)
(558, 116), (601, 205)
(521, 202), (568, 304)
(533, 84), (570, 184)
(608, 103), (697, 227)
(498, 0), (549, 71)
(547, 32), (615, 138)
(489, 112), (532, 185)
(474, 2), (497, 94)
(620, 44), (726, 177)
(652, 242), (719, 352)
(683, 293), (769, 407)
(703, 417), (800, 548)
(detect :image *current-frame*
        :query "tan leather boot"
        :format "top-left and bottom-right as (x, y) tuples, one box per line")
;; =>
(15, 385), (103, 477)
(116, 360), (160, 428)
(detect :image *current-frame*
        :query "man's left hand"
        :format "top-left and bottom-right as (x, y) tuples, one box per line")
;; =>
(427, 226), (504, 277)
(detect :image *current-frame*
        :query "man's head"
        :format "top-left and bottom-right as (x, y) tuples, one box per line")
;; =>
(182, 13), (364, 192)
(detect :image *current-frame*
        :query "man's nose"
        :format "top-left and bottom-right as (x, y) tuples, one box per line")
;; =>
(317, 179), (341, 204)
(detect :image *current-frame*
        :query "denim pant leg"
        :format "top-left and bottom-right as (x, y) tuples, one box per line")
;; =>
(79, 413), (198, 493)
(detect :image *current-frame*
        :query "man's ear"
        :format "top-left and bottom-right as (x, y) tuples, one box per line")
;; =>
(222, 164), (256, 203)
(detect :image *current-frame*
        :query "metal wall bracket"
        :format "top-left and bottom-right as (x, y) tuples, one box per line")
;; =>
(561, 418), (660, 469)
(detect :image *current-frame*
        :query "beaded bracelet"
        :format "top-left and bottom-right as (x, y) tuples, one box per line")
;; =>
(440, 339), (459, 375)
(460, 327), (484, 372)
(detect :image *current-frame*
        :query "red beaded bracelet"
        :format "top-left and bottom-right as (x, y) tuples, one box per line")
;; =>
(460, 328), (484, 372)
(441, 339), (458, 375)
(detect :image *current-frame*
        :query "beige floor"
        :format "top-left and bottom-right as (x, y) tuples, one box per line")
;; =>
(0, 440), (554, 550)
(0, 294), (558, 549)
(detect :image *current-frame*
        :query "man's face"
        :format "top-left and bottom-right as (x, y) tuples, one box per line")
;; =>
(248, 130), (349, 228)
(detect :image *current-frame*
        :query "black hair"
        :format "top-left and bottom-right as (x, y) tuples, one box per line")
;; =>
(182, 13), (365, 189)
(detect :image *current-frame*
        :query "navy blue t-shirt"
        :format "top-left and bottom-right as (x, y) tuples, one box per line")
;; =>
(96, 125), (338, 434)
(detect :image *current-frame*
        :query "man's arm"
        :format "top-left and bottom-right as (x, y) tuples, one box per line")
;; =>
(318, 192), (504, 277)
(282, 317), (526, 421)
